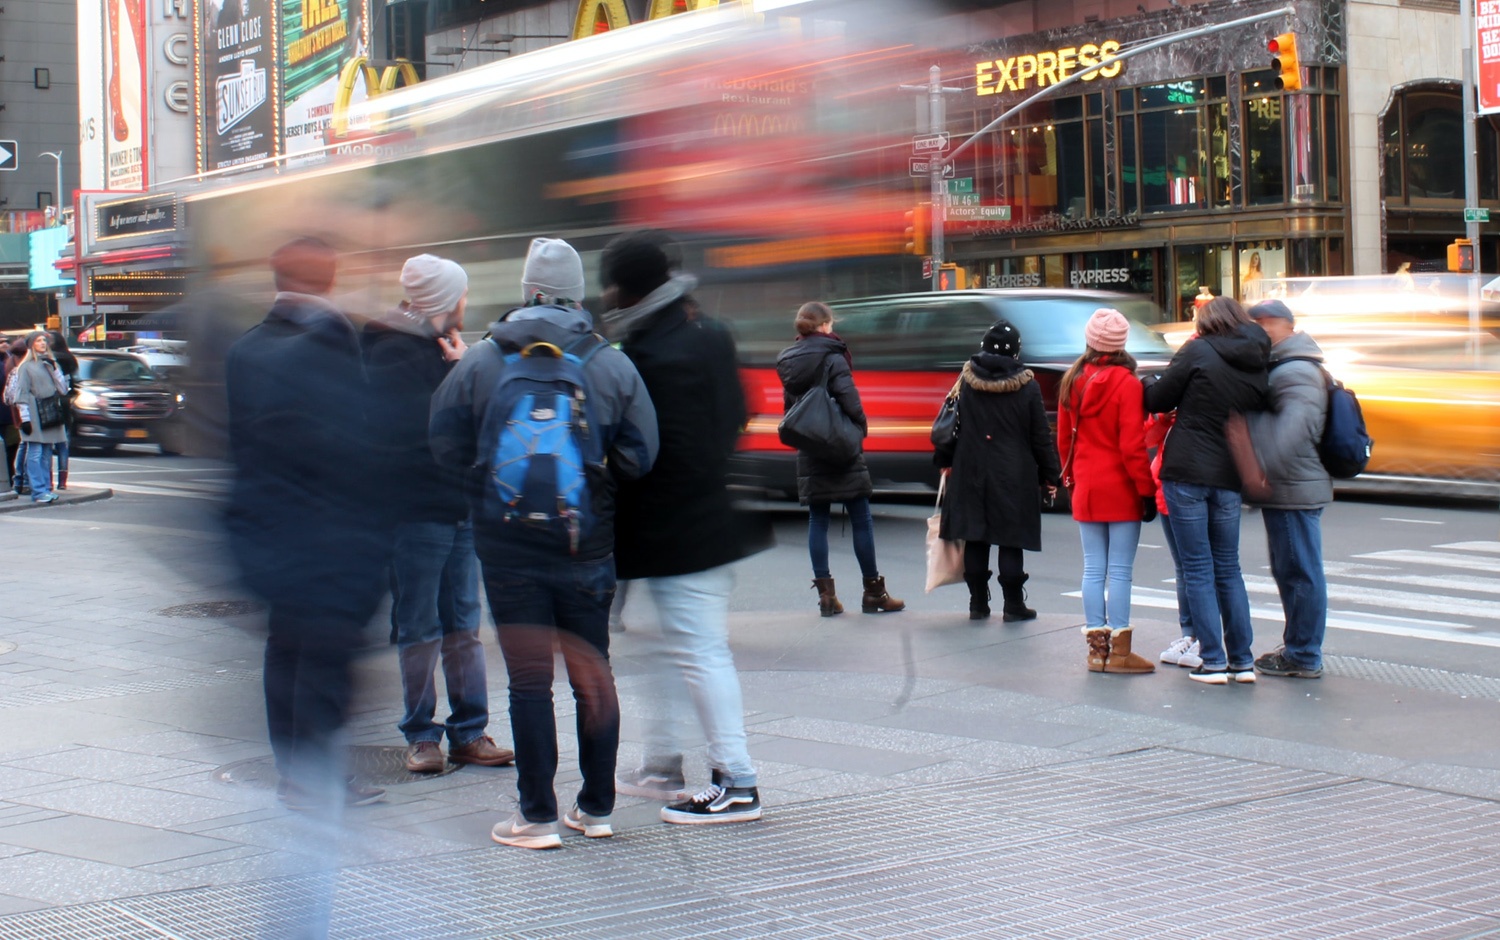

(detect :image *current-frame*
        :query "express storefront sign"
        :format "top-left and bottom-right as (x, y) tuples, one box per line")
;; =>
(975, 40), (1123, 96)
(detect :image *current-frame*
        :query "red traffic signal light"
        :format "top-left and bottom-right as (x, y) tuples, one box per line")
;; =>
(1448, 238), (1475, 273)
(1268, 32), (1301, 91)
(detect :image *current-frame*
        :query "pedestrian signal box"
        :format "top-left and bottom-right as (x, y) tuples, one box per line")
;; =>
(904, 203), (931, 255)
(1268, 32), (1301, 91)
(937, 264), (967, 290)
(1447, 238), (1475, 273)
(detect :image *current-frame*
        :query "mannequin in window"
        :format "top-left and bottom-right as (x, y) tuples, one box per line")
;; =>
(1241, 252), (1263, 296)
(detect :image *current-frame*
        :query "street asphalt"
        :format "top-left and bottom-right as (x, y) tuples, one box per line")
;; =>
(0, 450), (1498, 938)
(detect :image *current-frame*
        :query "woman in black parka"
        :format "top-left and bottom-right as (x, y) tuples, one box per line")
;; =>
(777, 302), (904, 617)
(938, 319), (1062, 621)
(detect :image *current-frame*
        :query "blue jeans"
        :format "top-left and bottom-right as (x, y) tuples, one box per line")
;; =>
(483, 556), (618, 823)
(1158, 512), (1193, 638)
(808, 498), (877, 580)
(25, 442), (54, 501)
(391, 520), (486, 746)
(1078, 520), (1142, 629)
(638, 565), (757, 788)
(1162, 481), (1254, 670)
(1262, 508), (1328, 670)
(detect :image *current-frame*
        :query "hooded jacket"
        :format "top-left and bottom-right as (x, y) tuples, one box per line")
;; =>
(429, 303), (658, 562)
(1057, 362), (1154, 523)
(14, 357), (69, 445)
(775, 332), (872, 505)
(1143, 323), (1271, 492)
(1247, 330), (1332, 510)
(938, 352), (1062, 551)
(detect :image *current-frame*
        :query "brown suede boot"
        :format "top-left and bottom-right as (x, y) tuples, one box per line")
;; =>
(860, 576), (905, 613)
(57, 470), (69, 491)
(812, 578), (843, 617)
(1084, 628), (1111, 673)
(1103, 627), (1156, 674)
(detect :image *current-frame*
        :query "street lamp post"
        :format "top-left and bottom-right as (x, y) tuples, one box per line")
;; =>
(38, 151), (64, 221)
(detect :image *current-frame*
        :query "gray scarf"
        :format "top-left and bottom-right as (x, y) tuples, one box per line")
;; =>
(602, 274), (697, 341)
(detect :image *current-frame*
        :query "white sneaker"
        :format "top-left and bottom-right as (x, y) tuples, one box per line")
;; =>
(563, 804), (613, 838)
(1230, 668), (1257, 684)
(1160, 636), (1193, 665)
(1177, 640), (1203, 669)
(491, 814), (561, 849)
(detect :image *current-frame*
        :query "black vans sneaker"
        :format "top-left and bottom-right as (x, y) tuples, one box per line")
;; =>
(660, 774), (762, 825)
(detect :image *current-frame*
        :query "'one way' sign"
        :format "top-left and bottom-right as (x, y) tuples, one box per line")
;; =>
(0, 141), (19, 172)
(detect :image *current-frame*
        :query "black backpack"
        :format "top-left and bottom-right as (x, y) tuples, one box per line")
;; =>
(1273, 356), (1373, 479)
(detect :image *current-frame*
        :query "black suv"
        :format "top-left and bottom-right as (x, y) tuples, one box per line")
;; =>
(70, 351), (187, 455)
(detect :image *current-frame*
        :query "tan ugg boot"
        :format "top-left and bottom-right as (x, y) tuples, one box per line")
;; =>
(1103, 627), (1156, 674)
(1084, 628), (1111, 673)
(812, 578), (843, 617)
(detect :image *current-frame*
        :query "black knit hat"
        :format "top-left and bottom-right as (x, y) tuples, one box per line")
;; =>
(980, 318), (1021, 357)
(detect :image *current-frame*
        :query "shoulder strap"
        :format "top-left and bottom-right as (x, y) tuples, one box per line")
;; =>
(565, 332), (609, 368)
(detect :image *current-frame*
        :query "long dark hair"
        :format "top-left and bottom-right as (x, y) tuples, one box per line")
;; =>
(1058, 348), (1139, 414)
(1194, 296), (1251, 336)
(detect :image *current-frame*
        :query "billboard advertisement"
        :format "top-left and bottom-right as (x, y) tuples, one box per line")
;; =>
(29, 227), (76, 291)
(105, 0), (150, 189)
(78, 0), (106, 191)
(199, 0), (278, 171)
(282, 0), (369, 154)
(1480, 0), (1500, 115)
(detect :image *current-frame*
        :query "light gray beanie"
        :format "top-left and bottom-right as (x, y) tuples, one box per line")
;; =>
(521, 237), (585, 305)
(400, 254), (468, 318)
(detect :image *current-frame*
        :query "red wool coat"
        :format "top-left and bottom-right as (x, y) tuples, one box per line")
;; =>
(1056, 363), (1155, 523)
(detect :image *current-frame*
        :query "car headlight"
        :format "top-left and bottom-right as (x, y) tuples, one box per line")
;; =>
(73, 390), (104, 412)
(175, 391), (185, 405)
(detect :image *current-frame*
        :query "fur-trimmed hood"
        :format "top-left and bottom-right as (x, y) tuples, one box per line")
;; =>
(961, 359), (1034, 394)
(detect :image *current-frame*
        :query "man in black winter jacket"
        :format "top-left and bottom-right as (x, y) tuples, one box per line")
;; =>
(363, 254), (514, 776)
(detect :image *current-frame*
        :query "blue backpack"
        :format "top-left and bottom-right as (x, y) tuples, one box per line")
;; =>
(478, 334), (607, 552)
(1275, 356), (1373, 479)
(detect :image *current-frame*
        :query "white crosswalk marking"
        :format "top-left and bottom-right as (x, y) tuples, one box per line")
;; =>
(1242, 574), (1492, 620)
(1322, 562), (1500, 597)
(1351, 549), (1500, 573)
(1435, 541), (1500, 553)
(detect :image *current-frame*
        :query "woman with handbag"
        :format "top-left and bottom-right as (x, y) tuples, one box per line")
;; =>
(14, 331), (70, 505)
(937, 319), (1061, 621)
(776, 302), (904, 616)
(1057, 309), (1157, 674)
(1142, 297), (1270, 684)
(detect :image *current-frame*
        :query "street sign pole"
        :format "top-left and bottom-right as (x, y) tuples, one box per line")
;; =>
(928, 66), (945, 291)
(1463, 0), (1482, 359)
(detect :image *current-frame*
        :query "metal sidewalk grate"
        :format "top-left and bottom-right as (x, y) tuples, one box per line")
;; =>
(1326, 655), (1500, 703)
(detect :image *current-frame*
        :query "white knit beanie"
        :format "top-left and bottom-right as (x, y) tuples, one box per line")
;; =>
(521, 237), (586, 305)
(400, 254), (468, 318)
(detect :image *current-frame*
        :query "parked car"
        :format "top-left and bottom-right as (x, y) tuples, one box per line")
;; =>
(732, 289), (1173, 496)
(69, 350), (187, 456)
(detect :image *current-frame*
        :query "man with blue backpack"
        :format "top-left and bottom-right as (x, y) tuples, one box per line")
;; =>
(430, 237), (658, 849)
(1246, 299), (1334, 679)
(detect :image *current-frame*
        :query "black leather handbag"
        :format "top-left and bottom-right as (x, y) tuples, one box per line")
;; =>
(778, 359), (863, 465)
(34, 393), (66, 430)
(930, 377), (961, 462)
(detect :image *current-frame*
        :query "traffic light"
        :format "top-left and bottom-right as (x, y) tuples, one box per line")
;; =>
(1268, 32), (1301, 91)
(937, 264), (967, 290)
(1448, 238), (1475, 273)
(903, 203), (930, 255)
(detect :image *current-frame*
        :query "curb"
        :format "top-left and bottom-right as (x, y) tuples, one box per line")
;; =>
(0, 486), (114, 514)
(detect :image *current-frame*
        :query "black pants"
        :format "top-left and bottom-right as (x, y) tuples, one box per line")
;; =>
(963, 542), (1024, 580)
(263, 608), (366, 791)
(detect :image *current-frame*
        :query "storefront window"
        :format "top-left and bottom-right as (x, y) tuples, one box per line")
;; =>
(1173, 244), (1231, 321)
(1002, 98), (1090, 222)
(1210, 102), (1231, 207)
(1324, 92), (1341, 201)
(1124, 77), (1230, 214)
(1236, 241), (1285, 302)
(1243, 75), (1285, 204)
(1379, 85), (1500, 204)
(1382, 100), (1403, 199)
(1119, 117), (1139, 214)
(1139, 110), (1207, 211)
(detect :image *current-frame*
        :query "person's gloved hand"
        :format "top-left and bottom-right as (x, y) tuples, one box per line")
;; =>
(20, 421), (31, 436)
(1141, 496), (1158, 523)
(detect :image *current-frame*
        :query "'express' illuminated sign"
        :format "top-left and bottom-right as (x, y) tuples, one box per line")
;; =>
(975, 40), (1123, 95)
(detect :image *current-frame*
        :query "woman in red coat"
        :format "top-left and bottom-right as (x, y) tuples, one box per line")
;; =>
(1057, 309), (1157, 675)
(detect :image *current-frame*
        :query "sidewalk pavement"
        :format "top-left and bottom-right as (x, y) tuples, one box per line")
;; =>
(0, 485), (112, 513)
(2, 510), (1500, 938)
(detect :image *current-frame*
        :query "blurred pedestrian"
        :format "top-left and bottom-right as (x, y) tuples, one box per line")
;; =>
(1142, 297), (1270, 685)
(936, 319), (1061, 622)
(604, 231), (770, 825)
(12, 332), (69, 504)
(225, 236), (393, 811)
(1057, 309), (1156, 673)
(46, 330), (77, 490)
(363, 254), (514, 775)
(1, 341), (22, 493)
(1246, 299), (1330, 679)
(776, 301), (903, 617)
(431, 237), (657, 849)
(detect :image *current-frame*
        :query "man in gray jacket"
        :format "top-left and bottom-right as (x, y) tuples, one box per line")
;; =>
(1247, 300), (1330, 679)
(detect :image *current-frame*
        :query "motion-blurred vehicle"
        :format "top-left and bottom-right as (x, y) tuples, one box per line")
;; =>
(733, 289), (1173, 495)
(70, 350), (186, 456)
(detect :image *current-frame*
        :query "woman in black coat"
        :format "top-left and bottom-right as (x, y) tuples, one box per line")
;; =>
(937, 319), (1061, 621)
(776, 302), (903, 617)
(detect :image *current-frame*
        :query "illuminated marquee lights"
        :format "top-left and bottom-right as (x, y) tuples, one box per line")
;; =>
(975, 40), (1124, 95)
(572, 0), (718, 40)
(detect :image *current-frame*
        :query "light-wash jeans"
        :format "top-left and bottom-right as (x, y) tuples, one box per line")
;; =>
(637, 564), (757, 788)
(1077, 520), (1142, 629)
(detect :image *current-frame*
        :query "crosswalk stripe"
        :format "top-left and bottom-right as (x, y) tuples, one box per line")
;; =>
(1434, 541), (1500, 554)
(1241, 574), (1493, 619)
(1322, 562), (1500, 597)
(1352, 549), (1500, 573)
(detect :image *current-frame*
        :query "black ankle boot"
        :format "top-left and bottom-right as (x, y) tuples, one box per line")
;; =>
(963, 570), (992, 620)
(999, 573), (1036, 622)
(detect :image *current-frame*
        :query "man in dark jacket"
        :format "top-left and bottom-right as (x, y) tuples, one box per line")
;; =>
(430, 237), (657, 849)
(225, 236), (391, 809)
(603, 232), (771, 825)
(364, 254), (514, 774)
(1246, 300), (1330, 679)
